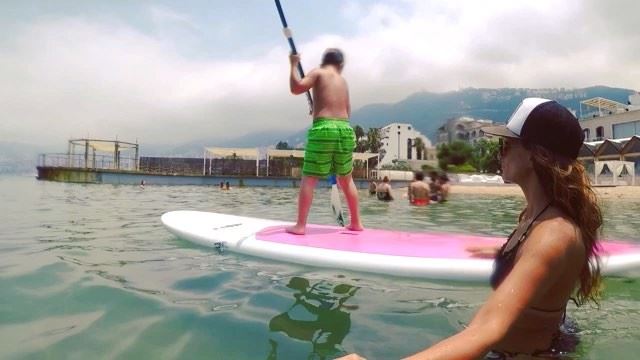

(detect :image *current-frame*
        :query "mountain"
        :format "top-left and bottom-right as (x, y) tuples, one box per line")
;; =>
(349, 86), (636, 142)
(186, 86), (635, 151)
(143, 129), (309, 158)
(3, 86), (635, 170)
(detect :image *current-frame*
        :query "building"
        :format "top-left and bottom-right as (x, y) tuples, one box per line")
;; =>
(436, 117), (495, 145)
(578, 136), (640, 185)
(379, 123), (436, 167)
(579, 93), (640, 141)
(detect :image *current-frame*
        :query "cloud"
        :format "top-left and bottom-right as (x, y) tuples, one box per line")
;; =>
(1, 0), (638, 149)
(339, 0), (639, 95)
(0, 16), (305, 147)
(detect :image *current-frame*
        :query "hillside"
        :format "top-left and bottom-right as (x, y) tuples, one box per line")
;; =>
(2, 86), (635, 172)
(349, 86), (635, 142)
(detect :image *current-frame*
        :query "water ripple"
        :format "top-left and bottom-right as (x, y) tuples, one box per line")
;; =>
(1, 176), (639, 359)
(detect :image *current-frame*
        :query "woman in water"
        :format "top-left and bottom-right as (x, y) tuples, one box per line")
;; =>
(338, 98), (603, 359)
(375, 176), (393, 201)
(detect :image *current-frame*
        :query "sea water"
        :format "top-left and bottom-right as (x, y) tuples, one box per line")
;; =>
(1, 175), (639, 359)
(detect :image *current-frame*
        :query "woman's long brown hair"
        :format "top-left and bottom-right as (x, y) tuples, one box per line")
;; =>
(527, 145), (603, 305)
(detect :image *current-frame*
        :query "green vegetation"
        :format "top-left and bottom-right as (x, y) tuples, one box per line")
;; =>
(275, 141), (292, 150)
(380, 161), (413, 171)
(470, 138), (501, 173)
(447, 163), (476, 173)
(274, 125), (382, 154)
(421, 164), (436, 172)
(437, 141), (473, 169)
(412, 137), (427, 160)
(437, 139), (500, 173)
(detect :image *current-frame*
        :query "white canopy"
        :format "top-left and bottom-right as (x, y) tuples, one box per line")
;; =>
(352, 152), (379, 161)
(265, 149), (379, 178)
(69, 139), (138, 153)
(266, 149), (306, 158)
(594, 160), (636, 186)
(266, 149), (378, 161)
(204, 147), (259, 159)
(203, 147), (259, 176)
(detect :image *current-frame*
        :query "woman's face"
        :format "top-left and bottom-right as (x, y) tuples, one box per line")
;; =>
(500, 138), (532, 183)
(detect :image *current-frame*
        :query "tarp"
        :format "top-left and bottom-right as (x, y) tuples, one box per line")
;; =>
(204, 147), (259, 159)
(69, 139), (137, 153)
(594, 160), (635, 186)
(266, 149), (306, 158)
(581, 97), (626, 112)
(353, 152), (379, 161)
(580, 136), (640, 159)
(266, 149), (378, 161)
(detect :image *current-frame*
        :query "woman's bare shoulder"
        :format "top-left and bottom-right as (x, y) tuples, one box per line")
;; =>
(525, 212), (584, 260)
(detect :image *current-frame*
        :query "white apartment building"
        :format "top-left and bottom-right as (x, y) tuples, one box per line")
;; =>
(379, 123), (436, 166)
(436, 117), (495, 145)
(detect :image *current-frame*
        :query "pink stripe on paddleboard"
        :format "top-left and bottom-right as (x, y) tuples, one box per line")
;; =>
(255, 225), (640, 259)
(256, 225), (503, 259)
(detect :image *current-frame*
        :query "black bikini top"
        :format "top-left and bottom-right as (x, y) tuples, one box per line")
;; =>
(376, 191), (392, 201)
(490, 202), (552, 289)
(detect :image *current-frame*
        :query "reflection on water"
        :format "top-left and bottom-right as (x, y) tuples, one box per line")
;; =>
(1, 176), (639, 359)
(267, 277), (358, 360)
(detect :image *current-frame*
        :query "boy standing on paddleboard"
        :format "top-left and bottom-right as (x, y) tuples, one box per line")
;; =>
(286, 49), (363, 235)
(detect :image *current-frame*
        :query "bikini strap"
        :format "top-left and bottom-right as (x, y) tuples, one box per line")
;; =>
(500, 201), (553, 256)
(514, 201), (553, 247)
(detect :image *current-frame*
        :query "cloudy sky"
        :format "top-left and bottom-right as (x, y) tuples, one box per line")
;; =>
(1, 0), (638, 148)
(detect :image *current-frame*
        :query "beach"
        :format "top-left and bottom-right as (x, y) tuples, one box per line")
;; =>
(450, 184), (640, 200)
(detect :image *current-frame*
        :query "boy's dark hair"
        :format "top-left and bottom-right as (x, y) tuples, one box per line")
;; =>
(439, 173), (449, 183)
(321, 48), (344, 68)
(414, 171), (424, 181)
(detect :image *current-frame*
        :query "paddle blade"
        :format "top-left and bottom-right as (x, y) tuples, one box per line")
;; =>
(331, 183), (345, 227)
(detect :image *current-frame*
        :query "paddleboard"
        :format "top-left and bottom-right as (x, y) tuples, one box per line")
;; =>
(161, 211), (640, 281)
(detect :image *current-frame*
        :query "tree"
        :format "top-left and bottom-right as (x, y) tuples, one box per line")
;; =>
(437, 143), (450, 170)
(365, 128), (383, 153)
(353, 125), (365, 141)
(355, 139), (368, 153)
(276, 141), (292, 150)
(413, 137), (426, 160)
(471, 138), (501, 173)
(437, 141), (473, 169)
(380, 161), (412, 171)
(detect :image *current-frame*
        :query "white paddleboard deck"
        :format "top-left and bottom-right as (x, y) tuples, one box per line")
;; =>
(161, 211), (640, 281)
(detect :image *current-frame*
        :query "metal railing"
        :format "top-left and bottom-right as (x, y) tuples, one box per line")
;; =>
(38, 153), (375, 179)
(38, 153), (138, 171)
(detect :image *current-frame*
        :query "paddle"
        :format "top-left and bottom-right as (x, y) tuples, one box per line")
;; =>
(328, 175), (346, 226)
(274, 0), (346, 227)
(274, 0), (313, 114)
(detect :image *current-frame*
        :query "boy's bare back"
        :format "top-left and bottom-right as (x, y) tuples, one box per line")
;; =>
(311, 67), (350, 119)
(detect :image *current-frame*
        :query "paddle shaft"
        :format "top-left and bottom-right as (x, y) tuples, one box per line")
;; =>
(275, 1), (343, 226)
(274, 0), (313, 114)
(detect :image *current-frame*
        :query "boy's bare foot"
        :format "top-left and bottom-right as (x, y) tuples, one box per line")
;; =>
(285, 225), (306, 235)
(345, 223), (364, 231)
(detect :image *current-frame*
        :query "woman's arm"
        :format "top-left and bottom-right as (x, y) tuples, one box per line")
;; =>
(402, 219), (575, 359)
(466, 245), (500, 258)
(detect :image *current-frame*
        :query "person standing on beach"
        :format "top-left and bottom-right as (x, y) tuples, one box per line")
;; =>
(338, 98), (603, 359)
(285, 48), (363, 235)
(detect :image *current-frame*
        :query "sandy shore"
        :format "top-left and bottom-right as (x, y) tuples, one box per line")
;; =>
(450, 184), (640, 200)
